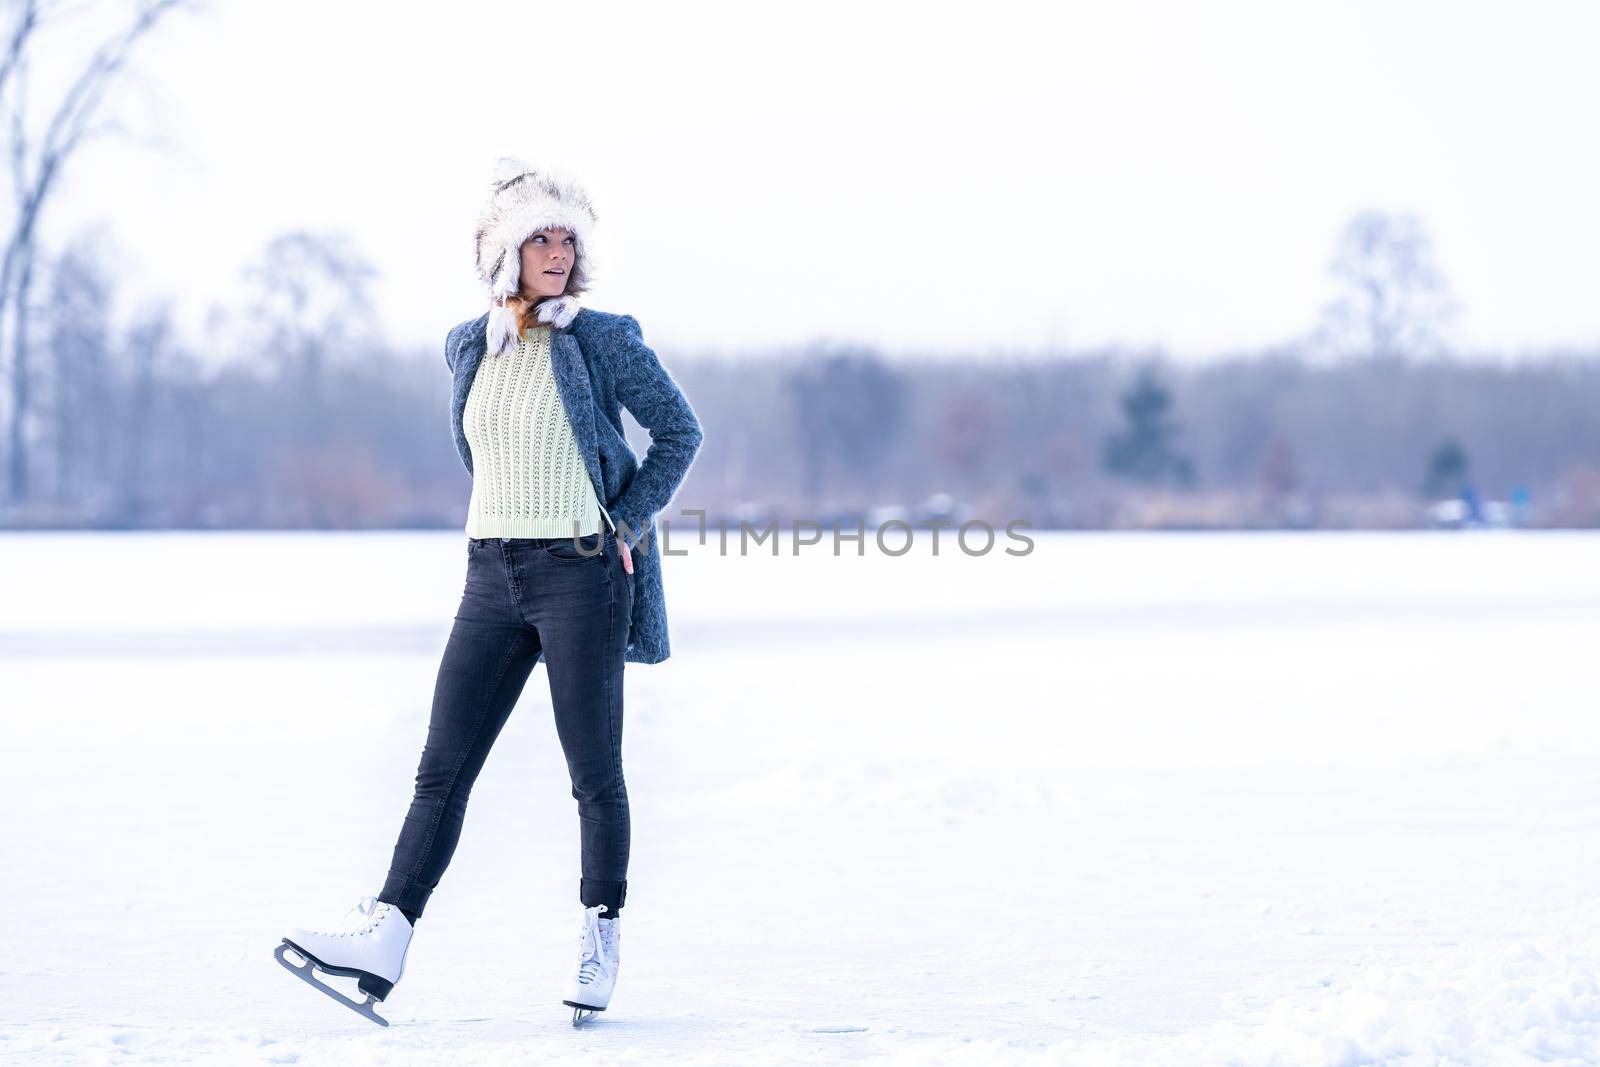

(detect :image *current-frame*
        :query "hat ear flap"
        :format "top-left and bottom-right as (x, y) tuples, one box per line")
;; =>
(486, 300), (519, 357)
(533, 294), (581, 329)
(492, 243), (521, 299)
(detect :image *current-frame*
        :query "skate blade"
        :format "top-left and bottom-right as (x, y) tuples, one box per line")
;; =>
(563, 1000), (606, 1027)
(275, 940), (390, 1028)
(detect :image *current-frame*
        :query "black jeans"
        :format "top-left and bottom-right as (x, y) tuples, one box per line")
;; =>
(379, 529), (634, 919)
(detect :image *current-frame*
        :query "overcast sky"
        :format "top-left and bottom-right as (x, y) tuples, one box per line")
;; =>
(37, 0), (1600, 360)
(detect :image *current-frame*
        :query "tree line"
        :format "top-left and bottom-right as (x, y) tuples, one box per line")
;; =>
(1, 2), (1595, 530)
(0, 222), (1596, 531)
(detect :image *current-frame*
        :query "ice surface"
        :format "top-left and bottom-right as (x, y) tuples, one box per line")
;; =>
(1, 530), (1597, 1065)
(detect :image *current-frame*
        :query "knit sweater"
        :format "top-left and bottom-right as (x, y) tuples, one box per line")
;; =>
(462, 324), (608, 538)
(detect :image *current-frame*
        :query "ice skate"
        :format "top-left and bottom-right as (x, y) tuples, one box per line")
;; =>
(276, 893), (413, 1027)
(562, 903), (621, 1026)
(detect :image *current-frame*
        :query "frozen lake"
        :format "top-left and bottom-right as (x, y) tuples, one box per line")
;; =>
(1, 529), (1597, 1065)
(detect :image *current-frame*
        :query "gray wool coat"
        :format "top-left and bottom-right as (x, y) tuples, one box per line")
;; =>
(444, 307), (704, 665)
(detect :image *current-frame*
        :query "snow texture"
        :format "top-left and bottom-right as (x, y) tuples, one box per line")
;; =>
(1, 530), (1597, 1065)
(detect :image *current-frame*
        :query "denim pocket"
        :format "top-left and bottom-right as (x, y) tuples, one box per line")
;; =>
(543, 533), (608, 563)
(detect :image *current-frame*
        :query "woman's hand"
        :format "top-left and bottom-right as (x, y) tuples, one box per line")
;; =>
(619, 537), (633, 574)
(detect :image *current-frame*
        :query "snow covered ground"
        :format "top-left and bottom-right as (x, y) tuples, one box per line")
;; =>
(1, 529), (1597, 1065)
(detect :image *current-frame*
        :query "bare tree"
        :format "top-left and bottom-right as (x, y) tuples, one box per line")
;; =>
(239, 231), (380, 401)
(0, 0), (192, 504)
(1315, 210), (1458, 361)
(116, 296), (173, 523)
(786, 346), (906, 504)
(42, 235), (114, 508)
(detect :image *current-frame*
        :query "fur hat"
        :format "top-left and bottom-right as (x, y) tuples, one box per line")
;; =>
(474, 157), (598, 356)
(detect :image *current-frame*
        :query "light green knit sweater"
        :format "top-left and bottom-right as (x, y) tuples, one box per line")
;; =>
(463, 324), (605, 538)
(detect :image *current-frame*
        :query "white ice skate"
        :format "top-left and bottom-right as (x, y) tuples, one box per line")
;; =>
(562, 903), (621, 1026)
(276, 893), (413, 1027)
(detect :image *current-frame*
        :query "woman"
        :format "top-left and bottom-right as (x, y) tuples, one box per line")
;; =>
(277, 160), (704, 1027)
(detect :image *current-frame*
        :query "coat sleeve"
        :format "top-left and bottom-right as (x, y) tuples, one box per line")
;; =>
(607, 314), (704, 550)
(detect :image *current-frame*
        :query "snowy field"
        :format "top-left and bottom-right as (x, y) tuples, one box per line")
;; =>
(1, 529), (1598, 1066)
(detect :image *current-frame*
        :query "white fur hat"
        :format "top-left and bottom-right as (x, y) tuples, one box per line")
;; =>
(473, 157), (598, 356)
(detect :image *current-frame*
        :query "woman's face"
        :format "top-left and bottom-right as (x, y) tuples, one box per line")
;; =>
(518, 228), (576, 299)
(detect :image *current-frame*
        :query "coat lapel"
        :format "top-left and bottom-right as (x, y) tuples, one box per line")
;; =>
(547, 328), (604, 498)
(451, 315), (488, 476)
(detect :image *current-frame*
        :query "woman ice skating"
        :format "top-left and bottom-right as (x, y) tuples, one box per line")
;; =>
(277, 158), (704, 1027)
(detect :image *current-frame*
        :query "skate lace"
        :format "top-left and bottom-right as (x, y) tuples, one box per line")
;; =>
(317, 893), (383, 937)
(349, 894), (380, 923)
(574, 905), (612, 987)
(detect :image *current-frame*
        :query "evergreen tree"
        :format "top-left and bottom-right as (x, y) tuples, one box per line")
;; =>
(1101, 369), (1195, 487)
(1423, 439), (1469, 498)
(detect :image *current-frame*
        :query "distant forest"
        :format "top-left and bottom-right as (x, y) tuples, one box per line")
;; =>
(2, 219), (1599, 532)
(0, 4), (1596, 532)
